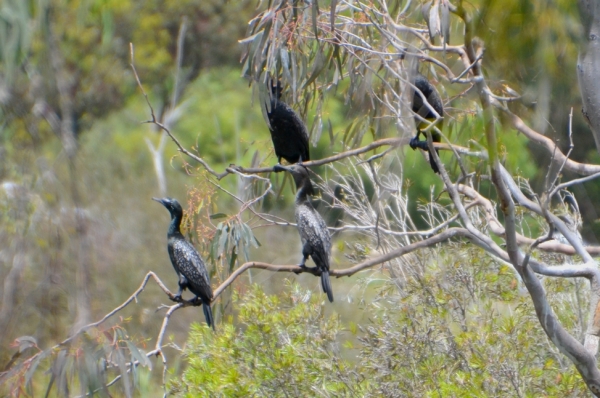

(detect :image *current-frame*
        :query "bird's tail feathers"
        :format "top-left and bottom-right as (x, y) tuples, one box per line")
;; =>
(203, 302), (215, 331)
(321, 270), (334, 303)
(428, 149), (440, 174)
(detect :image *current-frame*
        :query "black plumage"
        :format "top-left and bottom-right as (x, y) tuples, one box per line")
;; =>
(273, 164), (333, 302)
(266, 83), (310, 165)
(153, 197), (214, 329)
(409, 72), (444, 173)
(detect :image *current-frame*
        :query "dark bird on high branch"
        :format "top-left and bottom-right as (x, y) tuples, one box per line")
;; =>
(153, 197), (214, 329)
(273, 164), (333, 302)
(266, 82), (310, 166)
(409, 72), (444, 174)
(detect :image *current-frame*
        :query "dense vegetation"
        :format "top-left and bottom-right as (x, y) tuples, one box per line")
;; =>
(2, 0), (600, 396)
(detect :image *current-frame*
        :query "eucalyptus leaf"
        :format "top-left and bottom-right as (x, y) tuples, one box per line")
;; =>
(15, 335), (37, 353)
(238, 29), (264, 45)
(428, 0), (441, 42)
(126, 341), (151, 369)
(311, 114), (323, 147)
(24, 354), (42, 394)
(441, 0), (450, 46)
(311, 0), (320, 40)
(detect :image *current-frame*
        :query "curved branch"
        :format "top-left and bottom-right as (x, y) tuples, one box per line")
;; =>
(529, 259), (599, 279)
(212, 227), (472, 299)
(457, 183), (600, 256)
(499, 107), (600, 176)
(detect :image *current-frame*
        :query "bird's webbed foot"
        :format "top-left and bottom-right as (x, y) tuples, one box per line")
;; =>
(190, 296), (203, 307)
(295, 257), (317, 274)
(171, 294), (184, 303)
(273, 164), (286, 173)
(409, 135), (428, 151)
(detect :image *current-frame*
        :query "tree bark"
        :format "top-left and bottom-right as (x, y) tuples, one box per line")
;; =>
(578, 0), (600, 152)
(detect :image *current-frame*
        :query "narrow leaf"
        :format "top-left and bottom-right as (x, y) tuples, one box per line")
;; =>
(15, 336), (37, 353)
(328, 119), (334, 147)
(238, 30), (264, 44)
(311, 0), (320, 40)
(311, 114), (323, 147)
(126, 341), (151, 369)
(441, 0), (450, 46)
(25, 354), (42, 394)
(428, 0), (441, 42)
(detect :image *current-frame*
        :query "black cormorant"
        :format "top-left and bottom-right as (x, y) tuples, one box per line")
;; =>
(273, 164), (333, 302)
(153, 197), (214, 329)
(266, 82), (310, 165)
(409, 73), (444, 174)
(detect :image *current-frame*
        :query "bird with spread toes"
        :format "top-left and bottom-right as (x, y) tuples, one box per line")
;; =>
(153, 197), (214, 329)
(273, 164), (334, 302)
(266, 81), (310, 166)
(409, 72), (444, 174)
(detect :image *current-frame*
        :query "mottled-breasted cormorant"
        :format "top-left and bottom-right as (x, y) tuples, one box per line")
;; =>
(273, 164), (333, 302)
(153, 197), (214, 329)
(409, 73), (444, 174)
(266, 82), (310, 165)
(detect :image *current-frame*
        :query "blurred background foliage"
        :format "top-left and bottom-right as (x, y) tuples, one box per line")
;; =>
(1, 0), (599, 395)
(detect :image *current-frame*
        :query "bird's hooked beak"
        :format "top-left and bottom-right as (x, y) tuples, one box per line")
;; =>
(152, 197), (166, 205)
(273, 164), (291, 173)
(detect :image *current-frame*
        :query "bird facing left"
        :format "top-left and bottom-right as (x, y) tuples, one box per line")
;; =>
(153, 197), (215, 330)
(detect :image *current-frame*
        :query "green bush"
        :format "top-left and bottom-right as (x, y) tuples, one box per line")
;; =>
(176, 245), (587, 397)
(175, 283), (349, 397)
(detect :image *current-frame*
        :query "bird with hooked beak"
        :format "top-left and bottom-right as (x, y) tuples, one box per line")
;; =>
(153, 197), (214, 329)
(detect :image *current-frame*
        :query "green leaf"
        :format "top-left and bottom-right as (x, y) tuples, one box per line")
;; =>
(209, 213), (228, 220)
(311, 0), (320, 40)
(218, 223), (229, 257)
(25, 353), (42, 394)
(126, 340), (152, 370)
(229, 248), (237, 271)
(310, 114), (322, 147)
(304, 48), (328, 89)
(238, 29), (264, 45)
(15, 335), (37, 353)
(115, 346), (132, 398)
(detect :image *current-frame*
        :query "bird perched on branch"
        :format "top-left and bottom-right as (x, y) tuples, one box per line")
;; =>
(273, 164), (333, 302)
(409, 72), (444, 173)
(153, 197), (214, 329)
(266, 81), (310, 166)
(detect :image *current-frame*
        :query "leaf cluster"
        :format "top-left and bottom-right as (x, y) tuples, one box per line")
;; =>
(174, 283), (347, 397)
(176, 244), (588, 397)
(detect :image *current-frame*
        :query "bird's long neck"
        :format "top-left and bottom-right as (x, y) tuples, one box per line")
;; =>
(168, 211), (183, 237)
(295, 179), (315, 205)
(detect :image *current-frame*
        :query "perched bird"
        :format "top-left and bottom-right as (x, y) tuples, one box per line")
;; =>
(153, 197), (214, 329)
(266, 82), (310, 166)
(409, 72), (444, 173)
(273, 164), (333, 302)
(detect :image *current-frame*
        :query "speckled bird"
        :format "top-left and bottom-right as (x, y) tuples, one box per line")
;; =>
(153, 197), (214, 329)
(409, 72), (444, 173)
(266, 82), (310, 165)
(274, 164), (333, 302)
